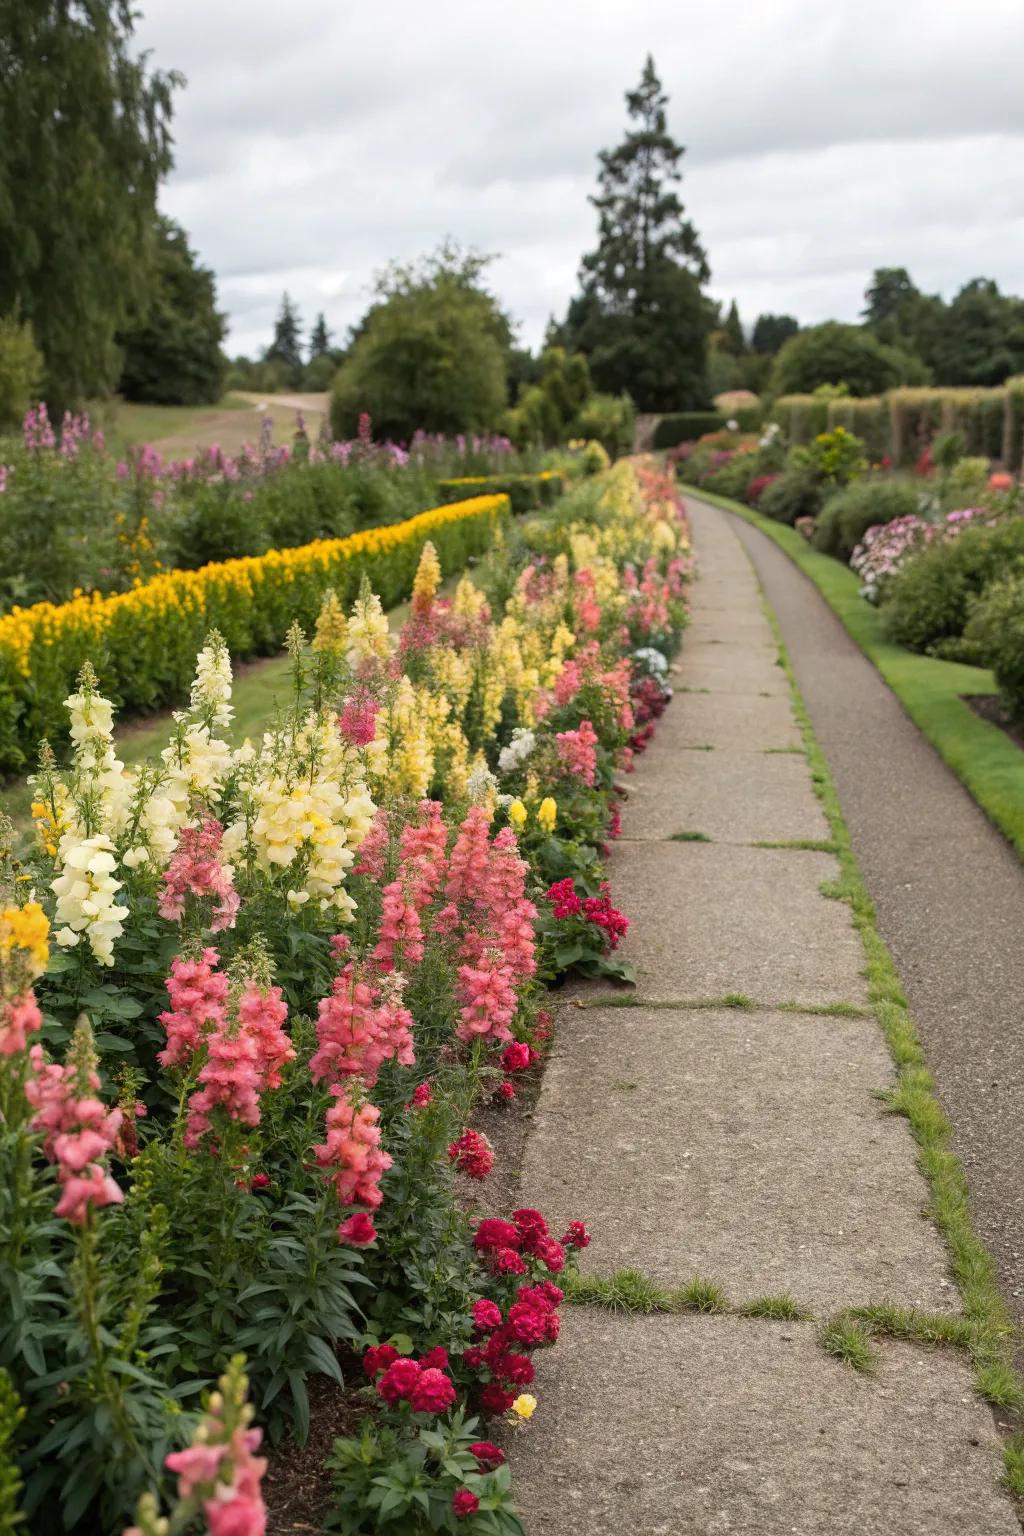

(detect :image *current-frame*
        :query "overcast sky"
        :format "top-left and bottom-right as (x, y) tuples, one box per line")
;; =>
(138, 0), (1024, 359)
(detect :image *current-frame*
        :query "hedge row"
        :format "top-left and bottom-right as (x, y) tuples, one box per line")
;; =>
(435, 471), (563, 514)
(0, 494), (509, 775)
(769, 381), (1024, 470)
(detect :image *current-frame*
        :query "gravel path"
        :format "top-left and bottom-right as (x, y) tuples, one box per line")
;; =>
(507, 498), (1017, 1533)
(702, 493), (1024, 1331)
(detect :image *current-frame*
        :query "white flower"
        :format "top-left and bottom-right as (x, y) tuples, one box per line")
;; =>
(188, 633), (234, 730)
(498, 727), (536, 774)
(467, 761), (498, 803)
(50, 832), (129, 966)
(633, 646), (669, 679)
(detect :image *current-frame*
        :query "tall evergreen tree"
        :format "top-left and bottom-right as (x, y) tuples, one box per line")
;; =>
(751, 313), (800, 355)
(119, 218), (226, 405)
(0, 1), (181, 413)
(265, 292), (304, 382)
(309, 311), (332, 361)
(562, 55), (711, 411)
(722, 300), (745, 355)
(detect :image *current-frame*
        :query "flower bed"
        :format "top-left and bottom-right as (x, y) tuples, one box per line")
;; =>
(0, 494), (508, 775)
(436, 473), (564, 515)
(0, 459), (689, 1534)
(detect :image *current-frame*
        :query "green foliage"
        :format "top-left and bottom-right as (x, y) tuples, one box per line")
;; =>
(436, 474), (562, 515)
(265, 292), (304, 385)
(931, 431), (964, 471)
(757, 462), (825, 526)
(0, 1368), (24, 1531)
(751, 313), (799, 355)
(331, 246), (510, 441)
(864, 267), (1024, 387)
(771, 322), (927, 397)
(0, 3), (180, 413)
(812, 478), (921, 562)
(505, 347), (591, 446)
(572, 391), (636, 458)
(881, 521), (1024, 655)
(0, 314), (42, 431)
(561, 56), (710, 411)
(309, 312), (333, 361)
(118, 219), (226, 406)
(652, 412), (724, 448)
(963, 574), (1024, 718)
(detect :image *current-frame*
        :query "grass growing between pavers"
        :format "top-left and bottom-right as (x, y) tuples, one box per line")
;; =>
(750, 571), (1024, 1482)
(670, 830), (712, 842)
(750, 838), (838, 852)
(695, 489), (1024, 862)
(564, 1269), (727, 1315)
(573, 993), (870, 1018)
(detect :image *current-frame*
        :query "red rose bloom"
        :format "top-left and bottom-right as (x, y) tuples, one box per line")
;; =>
(463, 1345), (486, 1370)
(561, 1220), (591, 1250)
(536, 1236), (566, 1273)
(512, 1208), (548, 1242)
(409, 1367), (456, 1415)
(479, 1382), (516, 1415)
(453, 1490), (480, 1519)
(492, 1247), (527, 1276)
(506, 1303), (547, 1345)
(495, 1352), (534, 1385)
(377, 1357), (420, 1404)
(338, 1211), (377, 1246)
(501, 1041), (531, 1072)
(362, 1344), (399, 1379)
(472, 1299), (503, 1333)
(473, 1218), (521, 1253)
(544, 1310), (561, 1342)
(470, 1441), (505, 1472)
(249, 1172), (270, 1191)
(497, 1080), (516, 1101)
(419, 1346), (449, 1371)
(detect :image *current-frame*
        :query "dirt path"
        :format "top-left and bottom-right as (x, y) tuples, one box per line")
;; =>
(505, 496), (1017, 1533)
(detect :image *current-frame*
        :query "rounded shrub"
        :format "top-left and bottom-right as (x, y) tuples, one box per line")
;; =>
(757, 463), (825, 526)
(812, 479), (921, 563)
(881, 520), (1024, 654)
(963, 573), (1024, 716)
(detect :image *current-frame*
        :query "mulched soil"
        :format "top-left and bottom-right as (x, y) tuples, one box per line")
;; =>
(964, 693), (1024, 752)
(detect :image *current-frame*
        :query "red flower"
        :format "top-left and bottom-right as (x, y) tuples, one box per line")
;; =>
(419, 1346), (449, 1372)
(494, 1352), (534, 1385)
(409, 1367), (456, 1415)
(479, 1383), (516, 1415)
(506, 1303), (548, 1345)
(561, 1220), (591, 1250)
(470, 1441), (505, 1472)
(338, 1211), (377, 1246)
(453, 1490), (480, 1519)
(544, 1310), (561, 1342)
(492, 1247), (527, 1276)
(473, 1218), (521, 1253)
(497, 1080), (516, 1101)
(410, 1082), (432, 1108)
(535, 1236), (566, 1273)
(377, 1357), (420, 1404)
(463, 1345), (486, 1370)
(501, 1041), (531, 1072)
(472, 1299), (503, 1333)
(545, 878), (581, 918)
(512, 1208), (548, 1243)
(448, 1129), (494, 1181)
(249, 1172), (270, 1191)
(362, 1344), (399, 1378)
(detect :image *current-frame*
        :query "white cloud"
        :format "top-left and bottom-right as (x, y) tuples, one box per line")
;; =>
(137, 0), (1024, 355)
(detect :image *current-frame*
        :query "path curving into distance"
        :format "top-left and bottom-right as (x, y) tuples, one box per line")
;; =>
(699, 491), (1024, 1333)
(507, 496), (1018, 1534)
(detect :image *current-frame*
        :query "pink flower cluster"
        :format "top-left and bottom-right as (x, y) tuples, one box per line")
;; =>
(446, 810), (536, 1044)
(364, 1345), (458, 1415)
(373, 801), (448, 973)
(310, 959), (415, 1087)
(159, 1408), (267, 1536)
(26, 1044), (123, 1225)
(338, 689), (379, 747)
(555, 720), (598, 786)
(314, 1083), (392, 1238)
(159, 819), (240, 932)
(0, 992), (41, 1056)
(185, 980), (293, 1149)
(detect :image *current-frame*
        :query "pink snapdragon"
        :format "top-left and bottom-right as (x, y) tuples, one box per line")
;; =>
(159, 820), (240, 932)
(159, 949), (230, 1068)
(338, 689), (380, 747)
(183, 979), (294, 1149)
(25, 1027), (123, 1225)
(0, 992), (42, 1056)
(555, 720), (599, 786)
(310, 959), (415, 1088)
(314, 1083), (392, 1212)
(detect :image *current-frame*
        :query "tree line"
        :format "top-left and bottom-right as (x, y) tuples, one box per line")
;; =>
(2, 12), (1023, 438)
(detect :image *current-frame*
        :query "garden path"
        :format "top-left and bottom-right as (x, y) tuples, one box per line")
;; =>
(507, 497), (1019, 1533)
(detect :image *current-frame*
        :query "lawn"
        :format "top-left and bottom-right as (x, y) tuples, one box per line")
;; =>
(91, 391), (329, 459)
(695, 489), (1024, 861)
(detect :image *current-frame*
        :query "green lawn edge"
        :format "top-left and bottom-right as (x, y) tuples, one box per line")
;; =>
(690, 488), (1024, 860)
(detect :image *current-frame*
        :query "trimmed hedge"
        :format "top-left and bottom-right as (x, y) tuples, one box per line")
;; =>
(0, 494), (509, 775)
(652, 412), (724, 449)
(769, 386), (1024, 470)
(435, 472), (563, 514)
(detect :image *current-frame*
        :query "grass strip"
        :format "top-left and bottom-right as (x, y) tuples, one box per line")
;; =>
(744, 564), (1024, 1481)
(574, 993), (869, 1018)
(693, 488), (1024, 860)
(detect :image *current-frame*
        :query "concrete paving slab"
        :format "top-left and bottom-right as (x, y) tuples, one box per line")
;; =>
(619, 742), (832, 844)
(509, 1314), (1017, 1536)
(521, 1007), (953, 1311)
(656, 690), (802, 751)
(676, 653), (790, 697)
(601, 841), (866, 1004)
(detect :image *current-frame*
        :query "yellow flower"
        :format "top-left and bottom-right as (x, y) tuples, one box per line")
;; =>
(507, 798), (527, 831)
(511, 1394), (537, 1420)
(0, 900), (50, 979)
(537, 798), (557, 833)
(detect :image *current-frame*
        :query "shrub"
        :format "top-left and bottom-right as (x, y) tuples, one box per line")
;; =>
(652, 412), (724, 449)
(964, 573), (1024, 716)
(757, 462), (826, 525)
(881, 519), (1024, 654)
(436, 473), (562, 515)
(0, 315), (43, 431)
(812, 479), (921, 563)
(573, 391), (636, 457)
